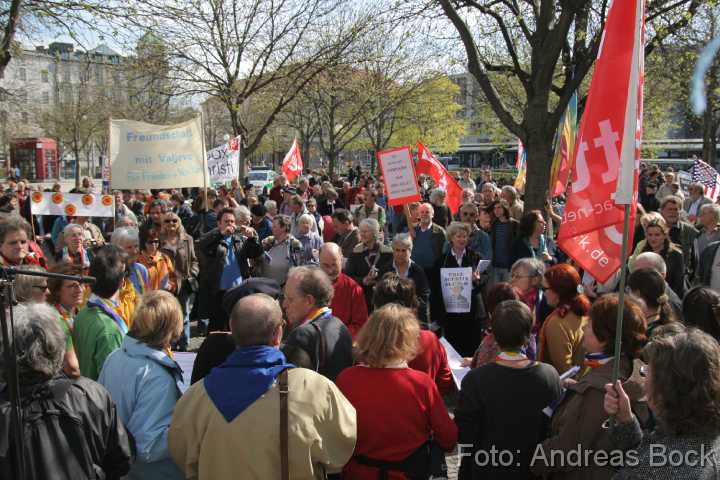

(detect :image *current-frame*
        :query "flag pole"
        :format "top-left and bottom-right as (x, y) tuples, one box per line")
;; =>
(610, 203), (632, 425)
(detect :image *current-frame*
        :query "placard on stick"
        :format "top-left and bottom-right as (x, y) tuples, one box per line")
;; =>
(377, 146), (421, 206)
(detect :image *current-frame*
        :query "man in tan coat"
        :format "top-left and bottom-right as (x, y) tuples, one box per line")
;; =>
(168, 293), (357, 479)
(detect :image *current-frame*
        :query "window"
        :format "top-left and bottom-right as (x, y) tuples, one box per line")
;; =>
(42, 92), (49, 104)
(41, 70), (49, 83)
(17, 67), (26, 81)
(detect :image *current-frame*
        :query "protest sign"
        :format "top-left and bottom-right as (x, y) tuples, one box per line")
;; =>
(377, 146), (421, 206)
(440, 267), (472, 313)
(207, 141), (240, 184)
(677, 171), (692, 196)
(109, 117), (207, 190)
(30, 192), (115, 217)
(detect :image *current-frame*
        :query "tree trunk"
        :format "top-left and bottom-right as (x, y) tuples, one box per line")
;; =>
(328, 150), (339, 176)
(702, 74), (718, 167)
(522, 137), (554, 214)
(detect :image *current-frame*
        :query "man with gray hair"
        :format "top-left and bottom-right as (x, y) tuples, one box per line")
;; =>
(282, 266), (353, 380)
(695, 203), (720, 260)
(501, 185), (524, 221)
(660, 195), (697, 274)
(169, 293), (357, 479)
(0, 303), (131, 477)
(631, 252), (683, 317)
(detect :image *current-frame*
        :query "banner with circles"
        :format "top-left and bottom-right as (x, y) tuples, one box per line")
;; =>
(30, 192), (115, 217)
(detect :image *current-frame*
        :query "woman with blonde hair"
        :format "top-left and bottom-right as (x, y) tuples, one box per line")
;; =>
(630, 215), (685, 296)
(98, 291), (184, 480)
(336, 304), (457, 479)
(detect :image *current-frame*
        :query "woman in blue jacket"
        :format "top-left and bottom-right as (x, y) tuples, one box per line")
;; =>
(99, 290), (184, 480)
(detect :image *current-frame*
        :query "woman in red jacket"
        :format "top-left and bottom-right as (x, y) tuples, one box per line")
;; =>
(336, 304), (458, 479)
(372, 272), (454, 394)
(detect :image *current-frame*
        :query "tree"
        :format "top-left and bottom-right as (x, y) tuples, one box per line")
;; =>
(38, 58), (111, 187)
(119, 0), (374, 178)
(435, 0), (707, 210)
(390, 76), (467, 152)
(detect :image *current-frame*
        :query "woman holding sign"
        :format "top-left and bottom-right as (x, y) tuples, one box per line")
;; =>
(437, 221), (486, 357)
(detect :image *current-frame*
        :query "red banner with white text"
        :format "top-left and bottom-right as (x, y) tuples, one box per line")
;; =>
(557, 0), (645, 283)
(281, 139), (303, 182)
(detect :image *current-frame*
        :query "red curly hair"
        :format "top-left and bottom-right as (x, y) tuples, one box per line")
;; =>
(544, 263), (590, 317)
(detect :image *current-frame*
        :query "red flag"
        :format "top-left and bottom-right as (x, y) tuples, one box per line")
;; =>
(415, 143), (463, 214)
(228, 135), (241, 151)
(281, 139), (303, 182)
(557, 0), (645, 283)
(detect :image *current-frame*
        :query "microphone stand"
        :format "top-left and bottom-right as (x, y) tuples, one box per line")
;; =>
(0, 266), (95, 480)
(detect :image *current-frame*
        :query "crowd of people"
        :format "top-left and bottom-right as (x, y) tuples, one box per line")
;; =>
(1, 163), (720, 479)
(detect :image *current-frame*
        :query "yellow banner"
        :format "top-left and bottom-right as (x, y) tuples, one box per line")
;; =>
(109, 117), (207, 190)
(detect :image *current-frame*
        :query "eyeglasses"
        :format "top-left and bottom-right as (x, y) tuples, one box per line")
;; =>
(164, 219), (179, 224)
(148, 239), (161, 244)
(32, 284), (48, 291)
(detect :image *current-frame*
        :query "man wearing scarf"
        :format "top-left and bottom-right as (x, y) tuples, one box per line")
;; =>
(281, 266), (354, 381)
(169, 293), (357, 479)
(72, 245), (127, 380)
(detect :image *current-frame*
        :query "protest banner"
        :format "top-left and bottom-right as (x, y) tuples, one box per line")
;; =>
(109, 117), (207, 190)
(376, 146), (421, 206)
(30, 192), (115, 217)
(440, 267), (472, 313)
(416, 143), (463, 214)
(207, 138), (240, 184)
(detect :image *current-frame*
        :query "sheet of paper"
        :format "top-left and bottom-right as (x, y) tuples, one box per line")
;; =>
(174, 352), (197, 393)
(476, 259), (491, 274)
(440, 337), (471, 390)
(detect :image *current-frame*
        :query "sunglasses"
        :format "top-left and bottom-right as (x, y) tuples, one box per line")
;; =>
(148, 239), (161, 244)
(164, 219), (179, 224)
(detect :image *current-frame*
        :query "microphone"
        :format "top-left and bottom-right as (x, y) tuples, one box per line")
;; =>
(1, 267), (96, 284)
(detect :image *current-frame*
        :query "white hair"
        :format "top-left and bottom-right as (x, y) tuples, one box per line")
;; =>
(359, 218), (380, 239)
(632, 252), (667, 276)
(701, 203), (720, 222)
(391, 233), (413, 250)
(63, 223), (83, 236)
(298, 213), (315, 226)
(111, 227), (139, 246)
(234, 205), (251, 223)
(264, 200), (277, 211)
(430, 188), (446, 203)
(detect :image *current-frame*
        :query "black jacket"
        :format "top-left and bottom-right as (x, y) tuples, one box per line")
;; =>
(317, 198), (345, 216)
(197, 229), (263, 319)
(282, 313), (353, 381)
(0, 376), (131, 480)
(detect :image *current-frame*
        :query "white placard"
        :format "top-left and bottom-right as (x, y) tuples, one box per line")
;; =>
(476, 259), (491, 274)
(30, 192), (115, 217)
(440, 267), (472, 313)
(109, 117), (207, 190)
(439, 337), (470, 390)
(207, 142), (239, 183)
(377, 146), (421, 206)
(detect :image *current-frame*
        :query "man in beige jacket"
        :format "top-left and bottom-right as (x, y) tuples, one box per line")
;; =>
(168, 293), (357, 479)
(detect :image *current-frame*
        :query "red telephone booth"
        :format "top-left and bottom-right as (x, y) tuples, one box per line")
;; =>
(9, 138), (58, 181)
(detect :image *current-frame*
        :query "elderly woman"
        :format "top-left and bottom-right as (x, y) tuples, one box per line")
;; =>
(138, 225), (177, 293)
(344, 218), (393, 309)
(257, 214), (306, 286)
(605, 328), (720, 479)
(160, 211), (199, 351)
(373, 272), (453, 394)
(538, 263), (591, 374)
(430, 188), (452, 228)
(532, 294), (646, 480)
(510, 257), (546, 318)
(436, 221), (486, 356)
(389, 233), (431, 323)
(111, 227), (149, 327)
(47, 263), (84, 378)
(511, 210), (552, 265)
(55, 223), (93, 271)
(0, 302), (132, 478)
(635, 217), (685, 297)
(99, 291), (184, 480)
(295, 213), (323, 265)
(336, 304), (458, 479)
